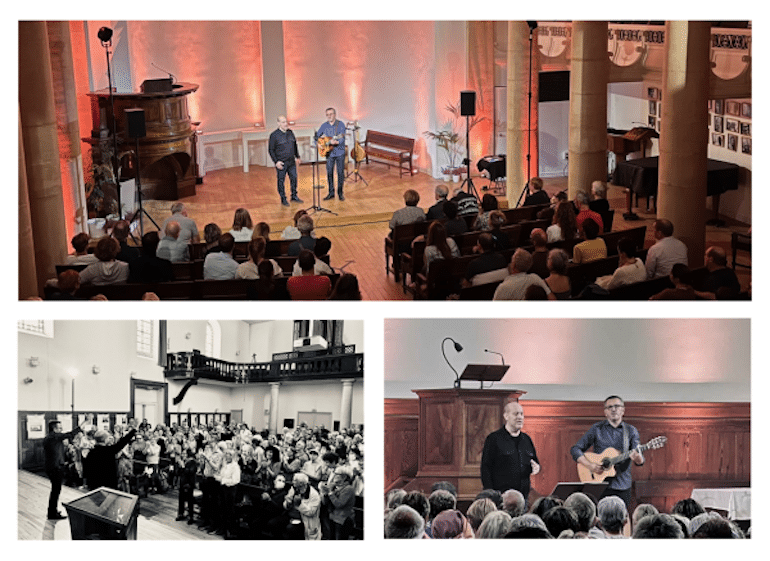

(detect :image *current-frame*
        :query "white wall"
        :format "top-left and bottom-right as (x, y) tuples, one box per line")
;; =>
(384, 318), (750, 402)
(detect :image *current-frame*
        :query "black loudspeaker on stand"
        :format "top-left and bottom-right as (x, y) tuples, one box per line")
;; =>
(124, 108), (159, 236)
(459, 90), (479, 200)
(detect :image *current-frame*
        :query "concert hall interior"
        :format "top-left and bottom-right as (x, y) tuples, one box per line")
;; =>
(17, 319), (364, 540)
(19, 20), (752, 300)
(384, 318), (750, 523)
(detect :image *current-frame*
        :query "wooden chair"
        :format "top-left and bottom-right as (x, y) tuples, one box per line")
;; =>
(384, 221), (429, 280)
(731, 232), (751, 270)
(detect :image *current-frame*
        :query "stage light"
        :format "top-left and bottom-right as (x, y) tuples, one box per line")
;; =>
(98, 26), (113, 44)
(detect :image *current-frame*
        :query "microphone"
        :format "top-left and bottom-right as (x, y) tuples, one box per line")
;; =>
(151, 62), (175, 83)
(484, 349), (505, 365)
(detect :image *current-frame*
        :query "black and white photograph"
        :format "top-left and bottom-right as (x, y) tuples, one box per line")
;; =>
(18, 319), (364, 540)
(648, 100), (657, 116)
(714, 99), (724, 114)
(712, 133), (725, 147)
(741, 137), (752, 155)
(726, 100), (741, 116)
(727, 134), (738, 152)
(741, 122), (751, 137)
(713, 115), (724, 133)
(741, 102), (752, 118)
(726, 119), (739, 133)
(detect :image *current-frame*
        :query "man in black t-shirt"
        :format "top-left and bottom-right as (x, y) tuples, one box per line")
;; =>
(701, 246), (741, 299)
(480, 401), (540, 502)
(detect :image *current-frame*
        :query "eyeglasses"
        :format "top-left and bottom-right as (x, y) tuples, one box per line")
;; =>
(604, 405), (624, 410)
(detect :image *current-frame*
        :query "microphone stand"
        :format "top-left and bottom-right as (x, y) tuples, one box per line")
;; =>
(482, 349), (505, 389)
(307, 130), (336, 216)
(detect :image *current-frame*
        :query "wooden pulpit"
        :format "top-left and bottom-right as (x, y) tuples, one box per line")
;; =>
(411, 388), (525, 500)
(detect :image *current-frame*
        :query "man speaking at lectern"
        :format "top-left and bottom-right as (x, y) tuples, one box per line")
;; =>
(481, 401), (540, 503)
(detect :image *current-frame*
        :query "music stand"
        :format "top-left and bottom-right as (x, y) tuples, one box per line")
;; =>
(456, 363), (509, 389)
(307, 131), (336, 217)
(551, 482), (609, 504)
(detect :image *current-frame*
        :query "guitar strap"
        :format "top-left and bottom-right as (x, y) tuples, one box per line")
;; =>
(622, 423), (629, 454)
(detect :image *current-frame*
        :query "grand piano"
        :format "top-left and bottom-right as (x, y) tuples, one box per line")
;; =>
(85, 80), (200, 201)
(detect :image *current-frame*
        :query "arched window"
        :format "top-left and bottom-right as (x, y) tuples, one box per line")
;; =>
(206, 320), (222, 358)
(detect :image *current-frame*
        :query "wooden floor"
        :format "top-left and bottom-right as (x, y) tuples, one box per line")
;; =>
(137, 162), (751, 300)
(18, 469), (219, 540)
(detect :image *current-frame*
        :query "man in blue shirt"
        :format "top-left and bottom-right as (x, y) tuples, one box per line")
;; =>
(570, 395), (644, 508)
(317, 108), (346, 201)
(268, 115), (302, 207)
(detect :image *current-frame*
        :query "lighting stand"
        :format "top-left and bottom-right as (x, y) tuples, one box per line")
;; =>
(517, 21), (538, 208)
(460, 115), (480, 201)
(101, 34), (123, 217)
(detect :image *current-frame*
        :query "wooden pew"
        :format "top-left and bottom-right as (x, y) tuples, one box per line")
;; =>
(364, 130), (415, 177)
(385, 221), (430, 281)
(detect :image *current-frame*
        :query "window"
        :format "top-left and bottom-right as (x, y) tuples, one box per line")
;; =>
(18, 320), (54, 338)
(136, 320), (156, 359)
(206, 320), (221, 358)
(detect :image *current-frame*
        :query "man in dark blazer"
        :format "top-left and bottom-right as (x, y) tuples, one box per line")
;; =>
(84, 428), (138, 491)
(43, 419), (82, 519)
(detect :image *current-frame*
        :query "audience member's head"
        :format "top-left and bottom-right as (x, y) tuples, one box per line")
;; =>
(94, 237), (120, 262)
(510, 248), (533, 275)
(443, 200), (459, 220)
(232, 208), (253, 231)
(171, 202), (186, 216)
(71, 232), (90, 254)
(434, 184), (449, 200)
(632, 513), (684, 539)
(257, 259), (275, 282)
(165, 221), (181, 240)
(142, 292), (159, 301)
(582, 217), (600, 240)
(596, 496), (628, 535)
(654, 218), (675, 238)
(141, 231), (160, 256)
(632, 503), (659, 528)
(112, 220), (130, 242)
(575, 191), (590, 208)
(488, 210), (506, 230)
(530, 228), (547, 249)
(530, 495), (563, 520)
(204, 223), (221, 246)
(671, 498), (706, 520)
(57, 269), (80, 295)
(670, 263), (693, 286)
(617, 237), (637, 260)
(591, 180), (607, 199)
(529, 177), (544, 192)
(563, 492), (597, 533)
(297, 249), (316, 273)
(692, 517), (744, 539)
(475, 510), (512, 539)
(505, 514), (553, 539)
(385, 489), (407, 511)
(218, 232), (235, 254)
(547, 248), (569, 276)
(428, 490), (456, 521)
(385, 505), (425, 539)
(314, 236), (332, 258)
(254, 221), (270, 240)
(401, 491), (430, 522)
(297, 214), (314, 236)
(466, 498), (497, 533)
(430, 481), (458, 498)
(292, 209), (308, 226)
(553, 200), (578, 239)
(670, 513), (691, 537)
(248, 236), (267, 263)
(403, 189), (420, 207)
(477, 232), (495, 253)
(329, 273), (362, 300)
(705, 246), (729, 269)
(501, 489), (526, 518)
(481, 193), (498, 212)
(542, 506), (580, 538)
(431, 509), (470, 539)
(475, 489), (503, 510)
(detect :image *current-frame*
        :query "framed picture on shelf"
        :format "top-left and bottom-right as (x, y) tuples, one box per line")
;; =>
(713, 116), (723, 133)
(741, 102), (751, 118)
(727, 134), (738, 151)
(658, 103), (661, 117)
(726, 119), (739, 133)
(648, 115), (656, 128)
(649, 100), (656, 115)
(708, 100), (714, 110)
(726, 100), (741, 116)
(741, 137), (751, 155)
(714, 99), (724, 114)
(657, 119), (661, 132)
(741, 122), (751, 136)
(712, 133), (724, 147)
(647, 87), (658, 100)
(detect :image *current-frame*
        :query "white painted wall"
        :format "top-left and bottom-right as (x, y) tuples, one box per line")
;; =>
(384, 318), (750, 403)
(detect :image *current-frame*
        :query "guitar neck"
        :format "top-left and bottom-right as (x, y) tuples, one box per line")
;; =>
(609, 442), (652, 466)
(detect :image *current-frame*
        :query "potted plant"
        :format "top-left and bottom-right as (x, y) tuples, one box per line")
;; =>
(440, 166), (453, 182)
(424, 100), (486, 180)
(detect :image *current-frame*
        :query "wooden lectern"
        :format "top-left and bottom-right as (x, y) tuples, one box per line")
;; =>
(411, 387), (525, 500)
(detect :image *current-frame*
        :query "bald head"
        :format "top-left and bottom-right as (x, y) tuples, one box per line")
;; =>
(277, 115), (288, 131)
(165, 221), (181, 239)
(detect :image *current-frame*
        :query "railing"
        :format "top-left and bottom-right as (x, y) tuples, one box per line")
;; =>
(165, 346), (363, 384)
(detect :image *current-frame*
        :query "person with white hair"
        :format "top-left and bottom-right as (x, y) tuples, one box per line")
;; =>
(161, 202), (200, 243)
(385, 505), (426, 539)
(283, 472), (322, 539)
(589, 496), (629, 538)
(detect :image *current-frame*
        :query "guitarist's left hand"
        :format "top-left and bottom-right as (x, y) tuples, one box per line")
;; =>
(630, 447), (644, 466)
(530, 460), (541, 475)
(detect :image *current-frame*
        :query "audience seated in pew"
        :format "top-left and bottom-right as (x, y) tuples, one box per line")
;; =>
(282, 210), (312, 240)
(488, 210), (511, 251)
(229, 208), (254, 242)
(645, 218), (688, 279)
(572, 218), (606, 264)
(443, 200), (468, 237)
(202, 223), (223, 255)
(389, 189), (426, 234)
(292, 237), (333, 276)
(426, 184), (449, 221)
(529, 228), (550, 278)
(46, 269), (82, 300)
(65, 232), (98, 265)
(236, 236), (283, 280)
(594, 237), (647, 290)
(493, 248), (555, 301)
(544, 249), (571, 299)
(574, 191), (604, 233)
(698, 246), (742, 300)
(547, 200), (579, 243)
(461, 233), (507, 288)
(523, 177), (551, 207)
(254, 221), (271, 241)
(129, 231), (174, 283)
(384, 486), (746, 539)
(473, 194), (499, 231)
(588, 180), (610, 214)
(288, 215), (318, 256)
(649, 264), (705, 300)
(112, 220), (140, 263)
(157, 221), (190, 263)
(79, 237), (130, 285)
(287, 250), (332, 300)
(161, 202), (200, 243)
(203, 233), (238, 280)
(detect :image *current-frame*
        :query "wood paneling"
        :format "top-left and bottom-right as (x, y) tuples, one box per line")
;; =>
(384, 398), (750, 510)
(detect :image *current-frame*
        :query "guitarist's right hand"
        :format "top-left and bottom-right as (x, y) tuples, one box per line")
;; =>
(590, 462), (605, 475)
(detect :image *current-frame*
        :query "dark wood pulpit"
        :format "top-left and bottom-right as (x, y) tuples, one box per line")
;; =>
(85, 82), (199, 201)
(411, 388), (525, 500)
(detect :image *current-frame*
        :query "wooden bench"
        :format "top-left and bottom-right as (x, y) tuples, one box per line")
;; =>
(364, 130), (415, 177)
(416, 249), (517, 300)
(385, 220), (430, 280)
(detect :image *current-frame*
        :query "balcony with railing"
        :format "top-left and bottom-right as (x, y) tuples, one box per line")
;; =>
(164, 345), (363, 384)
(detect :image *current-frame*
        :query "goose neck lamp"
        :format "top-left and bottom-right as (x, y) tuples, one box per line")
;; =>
(441, 337), (464, 388)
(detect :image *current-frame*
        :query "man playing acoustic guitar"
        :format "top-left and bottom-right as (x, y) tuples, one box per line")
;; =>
(317, 107), (347, 201)
(570, 396), (644, 508)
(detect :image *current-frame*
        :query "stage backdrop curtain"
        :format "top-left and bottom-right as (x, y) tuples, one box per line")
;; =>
(125, 21), (265, 131)
(282, 21), (434, 171)
(466, 21), (495, 162)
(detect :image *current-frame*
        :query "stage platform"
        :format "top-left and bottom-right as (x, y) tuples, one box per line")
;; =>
(18, 470), (218, 540)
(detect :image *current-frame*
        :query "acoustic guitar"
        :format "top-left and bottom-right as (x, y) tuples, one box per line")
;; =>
(317, 133), (344, 158)
(576, 436), (667, 483)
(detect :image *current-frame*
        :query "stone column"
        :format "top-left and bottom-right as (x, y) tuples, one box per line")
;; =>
(19, 21), (68, 296)
(658, 21), (711, 265)
(47, 21), (87, 240)
(339, 379), (355, 430)
(268, 382), (280, 435)
(506, 21), (539, 204)
(18, 113), (37, 300)
(568, 21), (609, 198)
